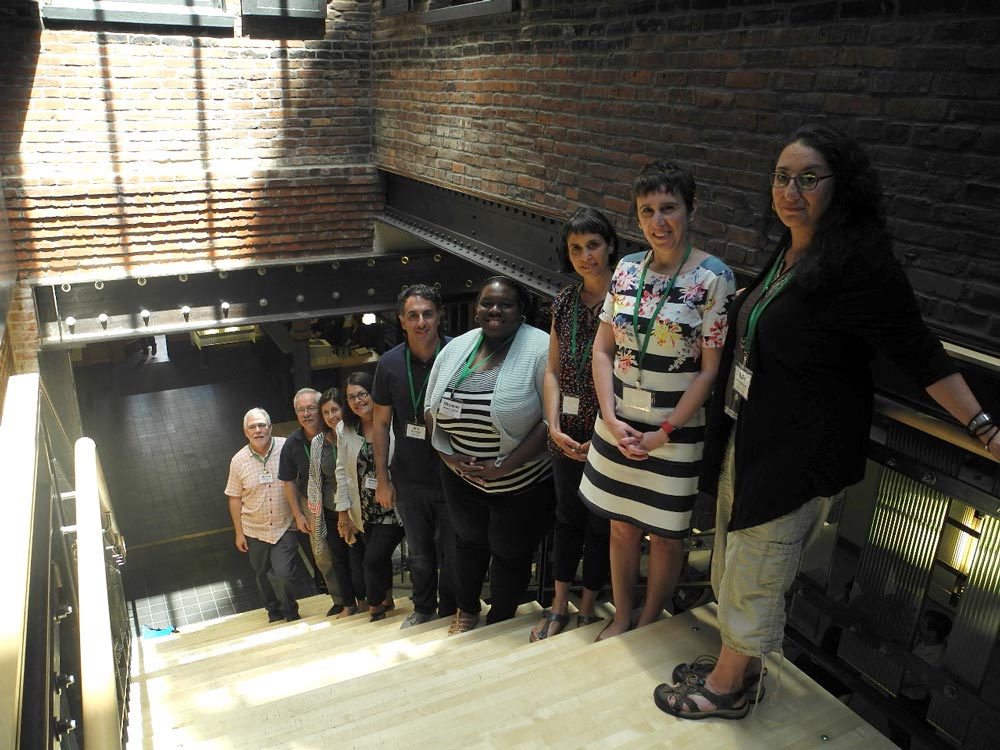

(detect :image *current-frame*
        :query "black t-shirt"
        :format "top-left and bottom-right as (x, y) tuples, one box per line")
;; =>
(277, 427), (311, 499)
(372, 338), (451, 484)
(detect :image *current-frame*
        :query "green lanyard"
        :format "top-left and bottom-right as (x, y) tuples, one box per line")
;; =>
(570, 286), (597, 385)
(250, 438), (275, 464)
(453, 332), (516, 391)
(741, 251), (795, 362)
(631, 245), (691, 376)
(406, 341), (440, 419)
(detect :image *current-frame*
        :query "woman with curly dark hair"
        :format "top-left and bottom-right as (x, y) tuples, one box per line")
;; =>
(654, 123), (999, 720)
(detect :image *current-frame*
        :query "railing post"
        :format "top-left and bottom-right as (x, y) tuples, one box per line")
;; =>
(76, 437), (122, 748)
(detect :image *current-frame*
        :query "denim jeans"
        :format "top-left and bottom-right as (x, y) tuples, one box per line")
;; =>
(246, 528), (300, 618)
(394, 479), (457, 617)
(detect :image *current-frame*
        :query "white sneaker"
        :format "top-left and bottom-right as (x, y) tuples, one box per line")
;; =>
(400, 611), (436, 629)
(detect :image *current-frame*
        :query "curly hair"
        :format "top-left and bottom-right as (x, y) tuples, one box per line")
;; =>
(761, 123), (891, 293)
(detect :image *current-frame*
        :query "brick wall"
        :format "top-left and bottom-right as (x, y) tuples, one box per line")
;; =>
(373, 0), (1000, 352)
(0, 0), (380, 282)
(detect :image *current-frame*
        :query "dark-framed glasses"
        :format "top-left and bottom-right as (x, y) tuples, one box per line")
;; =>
(768, 172), (834, 191)
(346, 390), (370, 403)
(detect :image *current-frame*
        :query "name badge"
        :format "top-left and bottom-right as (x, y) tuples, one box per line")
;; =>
(439, 398), (463, 419)
(562, 394), (580, 416)
(622, 386), (653, 412)
(734, 363), (753, 400)
(259, 472), (273, 484)
(363, 475), (378, 490)
(406, 422), (427, 440)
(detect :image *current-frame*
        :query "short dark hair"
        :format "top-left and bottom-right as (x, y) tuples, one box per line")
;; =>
(477, 276), (533, 316)
(632, 160), (696, 212)
(318, 387), (342, 434)
(341, 370), (374, 431)
(921, 610), (952, 642)
(396, 284), (443, 317)
(558, 206), (619, 273)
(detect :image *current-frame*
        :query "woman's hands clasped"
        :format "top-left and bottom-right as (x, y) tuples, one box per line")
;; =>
(439, 451), (507, 486)
(549, 426), (590, 462)
(605, 417), (660, 461)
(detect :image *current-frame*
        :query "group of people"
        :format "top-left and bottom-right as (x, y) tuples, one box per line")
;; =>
(225, 122), (1000, 723)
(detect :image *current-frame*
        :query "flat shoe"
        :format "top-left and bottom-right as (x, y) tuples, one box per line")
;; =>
(652, 681), (749, 721)
(529, 611), (570, 643)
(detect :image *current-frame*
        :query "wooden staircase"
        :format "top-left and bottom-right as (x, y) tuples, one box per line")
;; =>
(126, 596), (897, 749)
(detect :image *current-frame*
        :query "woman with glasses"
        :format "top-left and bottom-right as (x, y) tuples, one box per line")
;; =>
(580, 161), (735, 643)
(335, 371), (402, 621)
(307, 388), (367, 618)
(425, 276), (554, 634)
(654, 123), (1000, 721)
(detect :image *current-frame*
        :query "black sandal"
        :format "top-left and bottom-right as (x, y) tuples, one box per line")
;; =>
(652, 680), (749, 721)
(529, 611), (570, 642)
(671, 656), (766, 703)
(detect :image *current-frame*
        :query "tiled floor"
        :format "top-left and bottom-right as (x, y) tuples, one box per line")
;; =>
(75, 335), (318, 632)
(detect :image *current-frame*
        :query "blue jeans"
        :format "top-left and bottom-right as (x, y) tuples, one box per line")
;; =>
(246, 528), (299, 618)
(394, 478), (457, 617)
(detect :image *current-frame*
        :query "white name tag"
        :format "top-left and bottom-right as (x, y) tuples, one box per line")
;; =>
(363, 475), (378, 490)
(406, 422), (427, 440)
(439, 398), (463, 419)
(259, 472), (273, 485)
(734, 363), (753, 400)
(622, 386), (653, 412)
(562, 394), (580, 416)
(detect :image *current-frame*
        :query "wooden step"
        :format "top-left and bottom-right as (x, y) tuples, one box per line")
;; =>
(127, 603), (895, 750)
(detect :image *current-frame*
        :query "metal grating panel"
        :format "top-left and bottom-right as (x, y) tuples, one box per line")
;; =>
(839, 468), (949, 692)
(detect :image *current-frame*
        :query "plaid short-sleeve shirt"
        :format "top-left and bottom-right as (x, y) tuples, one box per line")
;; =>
(225, 436), (293, 544)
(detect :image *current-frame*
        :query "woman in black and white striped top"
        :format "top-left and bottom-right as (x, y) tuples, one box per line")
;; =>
(425, 277), (554, 635)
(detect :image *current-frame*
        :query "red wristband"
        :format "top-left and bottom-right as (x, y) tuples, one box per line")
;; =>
(660, 421), (675, 435)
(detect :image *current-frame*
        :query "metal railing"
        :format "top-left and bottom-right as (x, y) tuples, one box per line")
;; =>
(0, 373), (129, 749)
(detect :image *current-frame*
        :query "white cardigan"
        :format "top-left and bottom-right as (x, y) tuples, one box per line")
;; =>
(334, 420), (396, 530)
(424, 324), (549, 459)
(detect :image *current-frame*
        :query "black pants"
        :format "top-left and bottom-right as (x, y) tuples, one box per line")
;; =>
(363, 522), (406, 608)
(327, 512), (367, 606)
(440, 464), (555, 624)
(551, 453), (610, 591)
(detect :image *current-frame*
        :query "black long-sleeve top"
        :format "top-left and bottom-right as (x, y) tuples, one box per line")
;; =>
(700, 245), (957, 531)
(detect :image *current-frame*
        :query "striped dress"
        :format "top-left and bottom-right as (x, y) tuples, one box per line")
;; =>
(579, 251), (735, 537)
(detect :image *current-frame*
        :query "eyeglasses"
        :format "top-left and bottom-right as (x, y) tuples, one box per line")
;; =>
(294, 405), (318, 415)
(768, 172), (833, 191)
(346, 391), (370, 403)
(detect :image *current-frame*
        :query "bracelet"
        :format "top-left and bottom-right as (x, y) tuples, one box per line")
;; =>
(660, 421), (676, 435)
(982, 424), (999, 450)
(966, 410), (994, 438)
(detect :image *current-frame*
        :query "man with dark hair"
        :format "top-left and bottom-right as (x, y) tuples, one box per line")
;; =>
(373, 284), (457, 628)
(226, 408), (299, 622)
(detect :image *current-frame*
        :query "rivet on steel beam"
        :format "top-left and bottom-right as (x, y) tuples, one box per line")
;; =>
(433, 283), (441, 291)
(433, 254), (442, 263)
(179, 274), (188, 282)
(332, 291), (341, 300)
(295, 294), (305, 304)
(219, 271), (228, 279)
(465, 280), (473, 288)
(60, 283), (72, 292)
(367, 259), (376, 268)
(401, 256), (409, 265)
(295, 264), (304, 273)
(367, 288), (376, 297)
(94, 280), (104, 290)
(259, 298), (268, 307)
(257, 268), (267, 276)
(137, 277), (147, 286)
(331, 261), (341, 270)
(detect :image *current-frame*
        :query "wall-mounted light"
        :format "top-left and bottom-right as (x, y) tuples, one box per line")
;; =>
(221, 301), (230, 318)
(65, 316), (76, 333)
(295, 294), (305, 304)
(98, 313), (108, 329)
(361, 313), (377, 326)
(140, 309), (151, 325)
(366, 288), (375, 297)
(181, 305), (191, 322)
(331, 291), (341, 300)
(259, 298), (268, 308)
